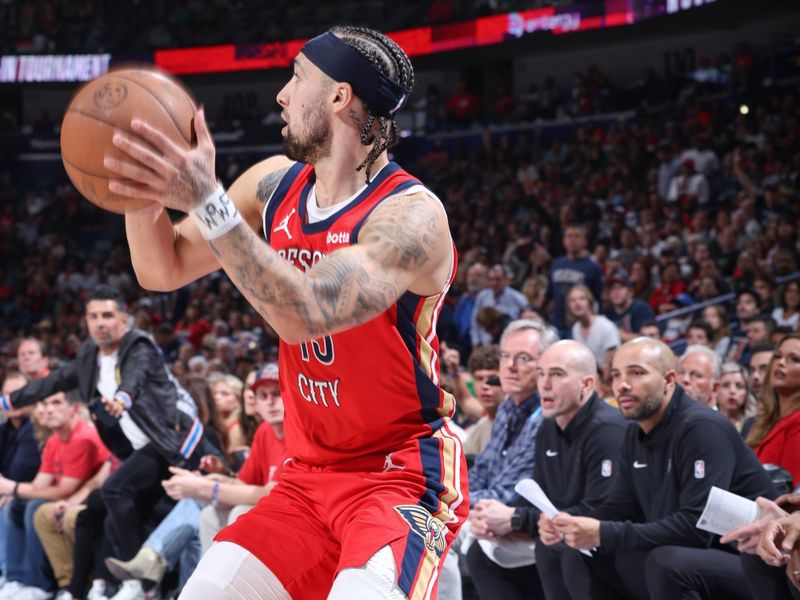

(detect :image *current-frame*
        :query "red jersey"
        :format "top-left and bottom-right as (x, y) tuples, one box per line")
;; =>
(263, 162), (457, 464)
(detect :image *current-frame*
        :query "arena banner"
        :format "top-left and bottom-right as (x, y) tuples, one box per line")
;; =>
(153, 0), (714, 75)
(0, 53), (111, 83)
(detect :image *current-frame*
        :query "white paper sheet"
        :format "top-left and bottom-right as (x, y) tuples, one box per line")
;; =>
(696, 486), (760, 536)
(515, 478), (559, 517)
(515, 478), (592, 556)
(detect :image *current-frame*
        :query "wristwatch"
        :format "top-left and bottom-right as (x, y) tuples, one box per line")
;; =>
(510, 508), (524, 532)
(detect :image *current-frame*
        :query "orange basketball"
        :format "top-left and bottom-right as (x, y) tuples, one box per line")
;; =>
(60, 67), (197, 214)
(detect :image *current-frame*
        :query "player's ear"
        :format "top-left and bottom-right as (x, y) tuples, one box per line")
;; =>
(331, 82), (354, 114)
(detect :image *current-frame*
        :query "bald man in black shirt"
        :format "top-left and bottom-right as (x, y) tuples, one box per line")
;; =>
(467, 340), (626, 599)
(551, 337), (777, 600)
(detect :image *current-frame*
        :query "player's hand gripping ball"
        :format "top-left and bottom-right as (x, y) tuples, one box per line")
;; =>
(60, 67), (197, 213)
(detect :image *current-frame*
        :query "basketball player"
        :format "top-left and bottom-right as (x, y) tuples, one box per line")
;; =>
(104, 26), (467, 600)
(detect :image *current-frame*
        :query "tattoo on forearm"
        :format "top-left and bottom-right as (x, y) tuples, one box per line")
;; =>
(168, 156), (215, 207)
(256, 167), (291, 206)
(209, 193), (445, 336)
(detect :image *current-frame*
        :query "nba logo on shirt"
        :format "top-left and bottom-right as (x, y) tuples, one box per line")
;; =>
(694, 460), (705, 479)
(601, 459), (612, 478)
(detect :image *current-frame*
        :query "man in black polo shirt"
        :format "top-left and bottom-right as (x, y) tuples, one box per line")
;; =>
(467, 340), (626, 600)
(551, 337), (777, 600)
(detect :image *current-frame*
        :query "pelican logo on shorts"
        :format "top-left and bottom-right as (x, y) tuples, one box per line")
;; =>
(394, 505), (446, 558)
(601, 459), (612, 478)
(93, 82), (128, 111)
(694, 460), (705, 479)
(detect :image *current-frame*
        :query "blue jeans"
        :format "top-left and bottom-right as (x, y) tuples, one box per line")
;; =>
(6, 498), (52, 590)
(145, 498), (202, 588)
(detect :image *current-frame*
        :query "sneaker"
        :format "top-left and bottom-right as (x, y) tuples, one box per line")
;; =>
(54, 591), (74, 600)
(109, 581), (144, 600)
(16, 586), (52, 600)
(86, 580), (108, 600)
(0, 582), (24, 600)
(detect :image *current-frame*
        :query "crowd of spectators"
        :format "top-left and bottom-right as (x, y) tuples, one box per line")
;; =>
(0, 0), (548, 55)
(0, 19), (798, 598)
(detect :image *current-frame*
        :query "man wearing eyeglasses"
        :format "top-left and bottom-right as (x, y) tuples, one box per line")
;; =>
(438, 320), (558, 600)
(468, 320), (558, 507)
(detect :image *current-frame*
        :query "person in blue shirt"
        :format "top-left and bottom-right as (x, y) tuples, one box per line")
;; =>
(0, 373), (41, 486)
(469, 320), (557, 506)
(471, 265), (528, 347)
(454, 262), (488, 358)
(603, 272), (656, 342)
(548, 224), (604, 336)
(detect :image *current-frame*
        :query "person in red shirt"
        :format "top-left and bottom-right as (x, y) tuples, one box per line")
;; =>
(0, 390), (109, 599)
(747, 334), (800, 486)
(446, 81), (480, 127)
(649, 262), (687, 314)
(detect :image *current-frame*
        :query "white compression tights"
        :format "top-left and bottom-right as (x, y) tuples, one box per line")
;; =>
(179, 542), (407, 600)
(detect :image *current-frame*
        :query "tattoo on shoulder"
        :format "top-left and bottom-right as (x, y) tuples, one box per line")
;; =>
(256, 167), (291, 206)
(359, 194), (444, 272)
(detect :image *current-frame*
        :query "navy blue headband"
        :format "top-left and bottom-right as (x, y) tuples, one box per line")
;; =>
(301, 32), (409, 118)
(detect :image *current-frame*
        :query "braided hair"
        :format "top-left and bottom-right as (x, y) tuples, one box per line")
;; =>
(330, 25), (415, 183)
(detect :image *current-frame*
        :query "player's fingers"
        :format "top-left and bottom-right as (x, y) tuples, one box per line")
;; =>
(104, 153), (163, 189)
(110, 131), (172, 176)
(130, 118), (185, 158)
(108, 178), (160, 202)
(193, 107), (214, 151)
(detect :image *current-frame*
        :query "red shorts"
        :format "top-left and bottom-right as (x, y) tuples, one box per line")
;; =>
(216, 425), (468, 600)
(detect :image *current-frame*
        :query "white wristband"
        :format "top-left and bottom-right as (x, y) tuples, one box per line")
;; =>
(191, 184), (243, 240)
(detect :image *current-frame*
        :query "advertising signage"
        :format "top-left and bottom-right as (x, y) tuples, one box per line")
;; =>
(0, 54), (111, 83)
(155, 0), (713, 75)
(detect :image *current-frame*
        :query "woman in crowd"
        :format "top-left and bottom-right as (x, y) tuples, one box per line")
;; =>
(716, 362), (757, 433)
(772, 280), (800, 330)
(747, 334), (800, 486)
(237, 369), (261, 450)
(702, 303), (733, 359)
(208, 374), (245, 453)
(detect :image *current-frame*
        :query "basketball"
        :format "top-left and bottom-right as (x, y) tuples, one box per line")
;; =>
(60, 68), (197, 214)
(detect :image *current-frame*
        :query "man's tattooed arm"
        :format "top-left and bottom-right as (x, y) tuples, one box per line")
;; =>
(208, 192), (451, 342)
